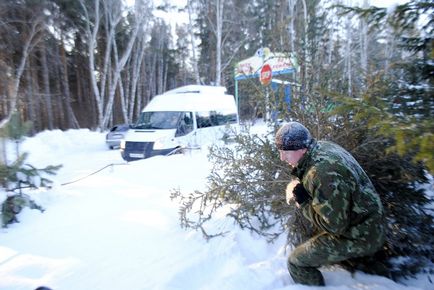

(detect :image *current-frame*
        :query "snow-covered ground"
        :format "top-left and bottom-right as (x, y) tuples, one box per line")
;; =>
(0, 128), (432, 290)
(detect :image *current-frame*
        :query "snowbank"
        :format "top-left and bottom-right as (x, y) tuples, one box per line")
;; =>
(0, 129), (432, 290)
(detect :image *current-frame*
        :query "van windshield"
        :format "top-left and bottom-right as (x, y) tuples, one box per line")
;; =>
(133, 111), (182, 130)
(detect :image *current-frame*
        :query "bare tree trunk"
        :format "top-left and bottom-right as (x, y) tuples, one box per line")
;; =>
(345, 10), (352, 97)
(384, 26), (395, 73)
(26, 60), (36, 133)
(104, 19), (143, 129)
(40, 44), (54, 130)
(150, 52), (157, 97)
(123, 70), (131, 123)
(156, 32), (165, 94)
(288, 0), (296, 53)
(80, 0), (104, 129)
(0, 16), (44, 129)
(163, 62), (168, 90)
(301, 0), (308, 91)
(127, 60), (136, 122)
(327, 24), (333, 65)
(187, 0), (201, 84)
(32, 61), (42, 132)
(360, 0), (368, 74)
(86, 72), (98, 128)
(54, 65), (65, 129)
(206, 0), (243, 86)
(80, 0), (143, 130)
(124, 69), (131, 114)
(118, 74), (128, 123)
(135, 61), (147, 119)
(99, 0), (118, 116)
(0, 137), (6, 166)
(136, 72), (143, 119)
(215, 0), (224, 86)
(158, 54), (164, 94)
(203, 0), (245, 86)
(59, 40), (79, 129)
(127, 36), (146, 122)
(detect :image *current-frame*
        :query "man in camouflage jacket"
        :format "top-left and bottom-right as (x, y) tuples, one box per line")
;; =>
(275, 122), (385, 286)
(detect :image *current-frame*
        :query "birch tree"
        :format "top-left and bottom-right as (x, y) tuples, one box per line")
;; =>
(102, 1), (147, 128)
(214, 0), (224, 85)
(344, 0), (353, 97)
(80, 0), (147, 130)
(197, 0), (250, 86)
(359, 0), (368, 73)
(288, 0), (296, 52)
(187, 0), (201, 84)
(0, 15), (45, 129)
(126, 34), (147, 123)
(286, 0), (309, 89)
(39, 43), (54, 130)
(79, 0), (103, 128)
(58, 37), (80, 129)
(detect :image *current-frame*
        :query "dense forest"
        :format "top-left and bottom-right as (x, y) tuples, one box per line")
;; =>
(0, 0), (432, 167)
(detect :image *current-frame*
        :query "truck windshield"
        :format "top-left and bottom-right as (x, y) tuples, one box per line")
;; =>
(133, 111), (182, 129)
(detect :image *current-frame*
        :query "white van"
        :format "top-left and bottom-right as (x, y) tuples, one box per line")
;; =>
(120, 85), (238, 161)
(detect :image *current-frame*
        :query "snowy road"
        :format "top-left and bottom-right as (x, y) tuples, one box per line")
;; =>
(0, 129), (431, 290)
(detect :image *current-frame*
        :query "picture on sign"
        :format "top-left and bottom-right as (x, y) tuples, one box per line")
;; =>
(234, 48), (298, 81)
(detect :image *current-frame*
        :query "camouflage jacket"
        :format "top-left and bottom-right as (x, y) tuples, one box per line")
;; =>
(291, 140), (385, 241)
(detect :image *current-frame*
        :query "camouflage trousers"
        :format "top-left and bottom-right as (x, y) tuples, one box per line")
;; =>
(288, 231), (384, 286)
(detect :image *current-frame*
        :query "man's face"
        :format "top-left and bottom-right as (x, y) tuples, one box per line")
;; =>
(279, 148), (307, 167)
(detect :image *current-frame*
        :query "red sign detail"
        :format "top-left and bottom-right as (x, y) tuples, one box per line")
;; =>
(260, 64), (272, 86)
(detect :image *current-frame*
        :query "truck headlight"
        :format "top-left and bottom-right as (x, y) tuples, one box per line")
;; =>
(153, 137), (166, 150)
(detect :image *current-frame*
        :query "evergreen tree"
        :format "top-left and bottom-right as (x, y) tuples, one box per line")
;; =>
(331, 76), (434, 279)
(0, 113), (61, 227)
(337, 0), (434, 174)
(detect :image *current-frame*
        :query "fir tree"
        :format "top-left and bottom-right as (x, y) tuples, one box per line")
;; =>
(336, 0), (434, 174)
(0, 112), (62, 227)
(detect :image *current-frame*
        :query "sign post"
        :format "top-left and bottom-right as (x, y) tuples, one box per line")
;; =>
(260, 64), (272, 120)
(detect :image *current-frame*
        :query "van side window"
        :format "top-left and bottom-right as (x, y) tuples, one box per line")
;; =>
(214, 110), (237, 125)
(196, 111), (213, 128)
(175, 112), (194, 137)
(196, 110), (237, 128)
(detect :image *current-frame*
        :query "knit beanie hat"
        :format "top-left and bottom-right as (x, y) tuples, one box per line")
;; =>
(275, 122), (312, 150)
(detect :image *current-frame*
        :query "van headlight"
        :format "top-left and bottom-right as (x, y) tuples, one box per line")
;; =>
(120, 140), (126, 150)
(153, 137), (166, 150)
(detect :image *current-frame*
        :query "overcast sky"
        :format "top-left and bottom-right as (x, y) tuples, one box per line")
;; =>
(366, 0), (407, 7)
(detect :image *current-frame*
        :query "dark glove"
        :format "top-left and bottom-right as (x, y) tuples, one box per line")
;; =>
(293, 183), (310, 205)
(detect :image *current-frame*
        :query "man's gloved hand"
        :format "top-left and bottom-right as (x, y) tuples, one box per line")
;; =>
(286, 180), (299, 205)
(292, 183), (310, 205)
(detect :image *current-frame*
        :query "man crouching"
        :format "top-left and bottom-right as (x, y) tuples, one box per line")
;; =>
(275, 122), (385, 286)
